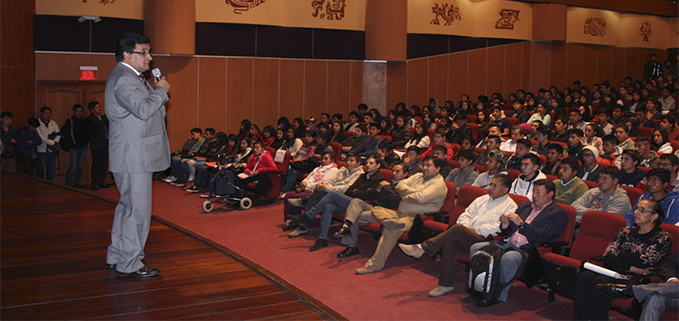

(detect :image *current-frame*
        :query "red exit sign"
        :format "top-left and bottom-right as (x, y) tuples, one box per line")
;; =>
(79, 66), (98, 81)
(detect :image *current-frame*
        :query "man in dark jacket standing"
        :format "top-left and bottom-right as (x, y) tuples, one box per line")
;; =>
(1, 111), (18, 172)
(63, 104), (89, 188)
(87, 101), (110, 190)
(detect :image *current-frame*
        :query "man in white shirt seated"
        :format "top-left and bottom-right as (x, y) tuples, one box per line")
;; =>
(399, 174), (518, 297)
(500, 126), (525, 153)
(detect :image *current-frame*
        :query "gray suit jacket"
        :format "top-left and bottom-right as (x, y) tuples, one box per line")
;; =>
(105, 62), (170, 173)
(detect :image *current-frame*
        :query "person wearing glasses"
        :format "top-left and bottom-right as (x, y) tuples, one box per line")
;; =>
(658, 154), (679, 189)
(624, 168), (679, 227)
(105, 33), (170, 278)
(573, 198), (672, 320)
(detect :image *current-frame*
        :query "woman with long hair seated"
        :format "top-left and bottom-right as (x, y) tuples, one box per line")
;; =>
(234, 140), (278, 198)
(573, 198), (672, 320)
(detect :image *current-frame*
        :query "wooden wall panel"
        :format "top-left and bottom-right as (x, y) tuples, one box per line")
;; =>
(528, 42), (552, 93)
(35, 53), (116, 82)
(503, 44), (522, 98)
(596, 46), (612, 83)
(407, 58), (428, 106)
(350, 61), (364, 111)
(428, 55), (449, 102)
(386, 62), (407, 109)
(521, 42), (531, 92)
(566, 43), (583, 86)
(611, 47), (627, 86)
(624, 48), (641, 81)
(447, 52), (468, 104)
(549, 43), (568, 91)
(198, 57), (226, 132)
(327, 61), (352, 118)
(226, 58), (254, 135)
(279, 60), (304, 121)
(467, 49), (487, 99)
(253, 59), (280, 128)
(165, 57), (198, 150)
(2, 67), (35, 123)
(487, 46), (505, 97)
(304, 60), (327, 119)
(581, 45), (598, 88)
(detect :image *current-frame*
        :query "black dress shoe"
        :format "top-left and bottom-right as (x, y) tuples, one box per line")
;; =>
(117, 266), (160, 278)
(333, 226), (352, 239)
(337, 246), (359, 258)
(105, 263), (116, 270)
(309, 239), (328, 252)
(596, 283), (633, 299)
(99, 183), (111, 188)
(290, 213), (313, 225)
(282, 220), (298, 231)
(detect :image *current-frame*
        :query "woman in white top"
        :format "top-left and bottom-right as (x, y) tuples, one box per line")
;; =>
(527, 103), (551, 126)
(582, 123), (604, 152)
(279, 127), (303, 155)
(404, 122), (431, 149)
(652, 129), (673, 154)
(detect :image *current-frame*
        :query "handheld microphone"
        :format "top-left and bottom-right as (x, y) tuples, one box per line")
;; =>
(151, 68), (162, 81)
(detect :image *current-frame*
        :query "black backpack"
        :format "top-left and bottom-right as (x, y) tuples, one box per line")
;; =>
(465, 242), (526, 307)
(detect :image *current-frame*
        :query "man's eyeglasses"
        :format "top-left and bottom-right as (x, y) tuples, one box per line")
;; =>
(129, 50), (152, 56)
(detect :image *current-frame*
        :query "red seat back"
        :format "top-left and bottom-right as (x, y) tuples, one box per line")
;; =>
(379, 168), (393, 182)
(660, 223), (679, 254)
(555, 203), (577, 247)
(468, 123), (479, 141)
(508, 193), (530, 206)
(506, 169), (521, 181)
(583, 180), (598, 189)
(439, 181), (457, 215)
(638, 127), (655, 138)
(472, 164), (487, 173)
(450, 185), (487, 224)
(619, 185), (643, 207)
(329, 142), (342, 161)
(570, 211), (626, 261)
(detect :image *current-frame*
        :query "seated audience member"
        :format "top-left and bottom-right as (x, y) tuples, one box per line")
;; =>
(341, 124), (368, 154)
(354, 157), (448, 274)
(659, 114), (679, 140)
(527, 120), (543, 140)
(658, 154), (679, 189)
(573, 198), (672, 320)
(637, 106), (660, 129)
(597, 111), (615, 135)
(280, 131), (322, 193)
(332, 163), (408, 258)
(431, 145), (453, 178)
(505, 139), (532, 171)
(572, 165), (631, 222)
(234, 140), (277, 198)
(403, 146), (423, 175)
(566, 128), (585, 160)
(660, 86), (676, 113)
(261, 125), (277, 147)
(577, 145), (601, 182)
(582, 123), (604, 153)
(615, 125), (636, 151)
(472, 150), (508, 189)
(624, 168), (679, 226)
(399, 174), (518, 297)
(390, 115), (412, 148)
(568, 109), (588, 132)
(468, 179), (568, 305)
(281, 152), (338, 212)
(15, 117), (42, 177)
(533, 127), (552, 156)
(527, 103), (551, 127)
(476, 135), (502, 166)
(553, 157), (589, 204)
(349, 122), (383, 159)
(283, 154), (364, 221)
(635, 137), (660, 168)
(541, 143), (563, 176)
(596, 251), (678, 321)
(476, 125), (505, 149)
(600, 134), (622, 167)
(651, 129), (673, 154)
(618, 150), (647, 187)
(420, 128), (455, 161)
(376, 140), (401, 170)
(508, 100), (531, 124)
(446, 149), (479, 193)
(287, 156), (385, 250)
(344, 111), (360, 132)
(500, 126), (525, 153)
(552, 116), (570, 144)
(163, 127), (206, 183)
(404, 122), (431, 149)
(490, 105), (512, 136)
(611, 105), (625, 126)
(171, 131), (225, 189)
(279, 127), (304, 155)
(329, 121), (346, 144)
(510, 153), (546, 201)
(447, 114), (472, 145)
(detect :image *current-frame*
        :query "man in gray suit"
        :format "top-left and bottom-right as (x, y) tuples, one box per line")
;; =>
(105, 33), (170, 277)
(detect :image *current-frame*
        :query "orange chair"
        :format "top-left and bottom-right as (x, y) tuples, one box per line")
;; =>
(638, 127), (655, 138)
(468, 123), (480, 141)
(583, 180), (598, 189)
(619, 185), (643, 207)
(329, 142), (342, 162)
(506, 169), (521, 181)
(542, 211), (626, 301)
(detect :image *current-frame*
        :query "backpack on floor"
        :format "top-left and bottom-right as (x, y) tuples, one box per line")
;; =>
(465, 242), (526, 307)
